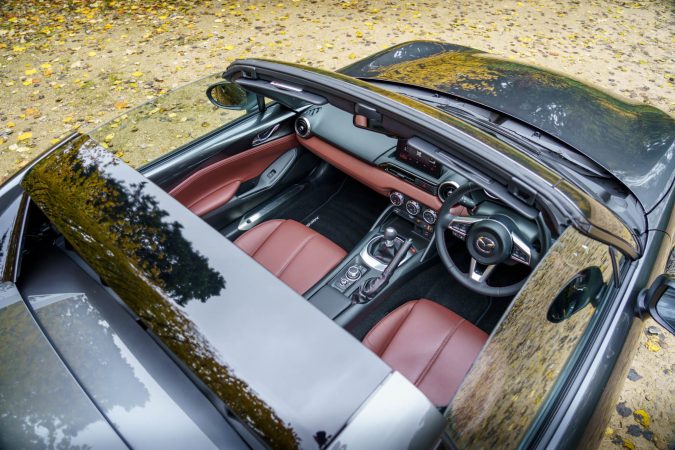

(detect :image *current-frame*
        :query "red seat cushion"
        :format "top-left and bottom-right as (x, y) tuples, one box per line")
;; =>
(234, 219), (346, 295)
(363, 299), (488, 406)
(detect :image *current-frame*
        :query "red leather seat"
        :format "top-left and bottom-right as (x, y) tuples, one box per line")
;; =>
(234, 219), (347, 295)
(363, 299), (488, 406)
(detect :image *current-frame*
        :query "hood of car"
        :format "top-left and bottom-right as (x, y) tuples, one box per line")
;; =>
(340, 41), (675, 211)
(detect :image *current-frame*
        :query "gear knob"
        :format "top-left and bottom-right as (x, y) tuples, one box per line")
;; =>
(383, 227), (397, 247)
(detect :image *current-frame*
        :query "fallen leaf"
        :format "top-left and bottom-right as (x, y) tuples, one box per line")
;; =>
(17, 132), (32, 141)
(633, 409), (650, 427)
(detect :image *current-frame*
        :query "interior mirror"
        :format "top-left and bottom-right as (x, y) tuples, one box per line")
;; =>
(206, 81), (258, 112)
(638, 274), (675, 335)
(353, 103), (388, 134)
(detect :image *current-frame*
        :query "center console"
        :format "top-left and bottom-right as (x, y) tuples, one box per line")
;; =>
(306, 190), (441, 323)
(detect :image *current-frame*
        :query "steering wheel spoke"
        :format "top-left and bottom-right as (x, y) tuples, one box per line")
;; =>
(469, 258), (496, 284)
(447, 215), (487, 240)
(510, 233), (532, 266)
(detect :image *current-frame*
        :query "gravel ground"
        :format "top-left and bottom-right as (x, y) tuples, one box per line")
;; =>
(1, 1), (673, 448)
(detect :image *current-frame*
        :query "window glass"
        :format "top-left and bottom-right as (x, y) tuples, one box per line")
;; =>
(89, 73), (252, 168)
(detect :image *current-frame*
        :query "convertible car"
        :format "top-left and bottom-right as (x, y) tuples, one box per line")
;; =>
(1, 41), (674, 450)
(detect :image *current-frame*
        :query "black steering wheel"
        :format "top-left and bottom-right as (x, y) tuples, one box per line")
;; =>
(435, 182), (534, 297)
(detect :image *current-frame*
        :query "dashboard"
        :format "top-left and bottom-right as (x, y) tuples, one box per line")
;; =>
(294, 104), (468, 200)
(293, 103), (543, 272)
(293, 104), (472, 238)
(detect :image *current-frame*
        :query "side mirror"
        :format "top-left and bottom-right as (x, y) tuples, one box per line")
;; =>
(638, 274), (675, 335)
(206, 81), (258, 112)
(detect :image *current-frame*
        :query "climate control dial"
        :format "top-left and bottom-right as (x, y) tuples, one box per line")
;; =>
(405, 200), (421, 216)
(389, 191), (404, 207)
(422, 209), (437, 225)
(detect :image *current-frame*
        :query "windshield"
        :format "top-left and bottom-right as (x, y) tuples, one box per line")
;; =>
(88, 73), (250, 168)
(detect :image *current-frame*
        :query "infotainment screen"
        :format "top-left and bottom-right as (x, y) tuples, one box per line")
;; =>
(395, 139), (442, 178)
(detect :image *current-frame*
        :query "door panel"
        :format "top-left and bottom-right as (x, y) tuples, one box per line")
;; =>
(142, 103), (297, 189)
(169, 134), (298, 216)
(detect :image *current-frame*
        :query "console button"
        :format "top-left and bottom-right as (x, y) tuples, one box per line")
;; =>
(346, 265), (361, 280)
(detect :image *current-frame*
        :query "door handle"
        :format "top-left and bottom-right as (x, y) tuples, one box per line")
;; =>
(252, 123), (280, 146)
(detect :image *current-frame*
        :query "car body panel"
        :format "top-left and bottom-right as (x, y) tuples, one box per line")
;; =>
(18, 247), (245, 449)
(0, 282), (127, 449)
(341, 41), (675, 211)
(446, 226), (615, 449)
(19, 134), (434, 449)
(327, 372), (445, 450)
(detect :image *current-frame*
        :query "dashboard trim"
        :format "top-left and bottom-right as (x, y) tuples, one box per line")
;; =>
(298, 135), (443, 210)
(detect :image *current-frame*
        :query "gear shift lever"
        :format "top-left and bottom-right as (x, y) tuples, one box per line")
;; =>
(383, 227), (397, 248)
(370, 226), (401, 264)
(356, 238), (413, 303)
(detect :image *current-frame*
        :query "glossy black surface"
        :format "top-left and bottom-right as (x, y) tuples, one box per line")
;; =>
(341, 41), (675, 211)
(21, 135), (392, 449)
(0, 282), (126, 449)
(19, 245), (244, 449)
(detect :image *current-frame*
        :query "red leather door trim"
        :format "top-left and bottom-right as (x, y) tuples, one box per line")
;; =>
(170, 134), (298, 216)
(298, 135), (443, 210)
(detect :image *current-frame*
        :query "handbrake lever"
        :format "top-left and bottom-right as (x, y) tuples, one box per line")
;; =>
(356, 238), (413, 303)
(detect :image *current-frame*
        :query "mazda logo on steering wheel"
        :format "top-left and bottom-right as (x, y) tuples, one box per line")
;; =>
(476, 236), (496, 254)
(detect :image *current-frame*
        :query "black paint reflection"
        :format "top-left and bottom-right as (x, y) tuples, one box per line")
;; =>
(56, 141), (225, 307)
(31, 293), (150, 413)
(342, 42), (675, 210)
(0, 284), (124, 450)
(22, 137), (300, 449)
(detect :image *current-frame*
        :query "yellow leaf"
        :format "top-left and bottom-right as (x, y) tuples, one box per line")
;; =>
(355, 30), (363, 38)
(132, 71), (143, 77)
(50, 138), (61, 145)
(88, 51), (97, 57)
(104, 133), (115, 143)
(114, 100), (129, 110)
(7, 122), (16, 128)
(25, 107), (40, 118)
(17, 132), (32, 141)
(63, 116), (74, 124)
(622, 437), (636, 450)
(40, 63), (52, 69)
(12, 45), (25, 53)
(348, 53), (357, 59)
(645, 340), (660, 352)
(25, 68), (37, 76)
(22, 80), (33, 86)
(633, 409), (650, 427)
(224, 45), (234, 50)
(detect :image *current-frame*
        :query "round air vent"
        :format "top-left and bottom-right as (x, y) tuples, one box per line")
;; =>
(294, 117), (311, 138)
(437, 181), (460, 202)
